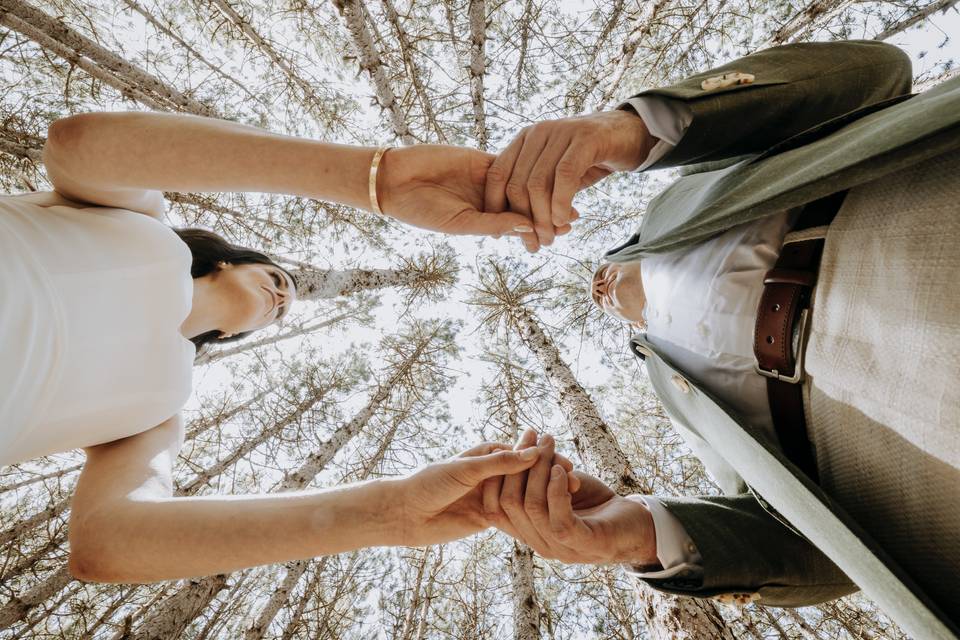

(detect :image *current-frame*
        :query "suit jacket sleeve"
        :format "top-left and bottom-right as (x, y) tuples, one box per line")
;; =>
(629, 40), (912, 169)
(639, 494), (857, 607)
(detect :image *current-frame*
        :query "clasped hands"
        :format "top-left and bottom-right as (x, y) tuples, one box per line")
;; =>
(397, 428), (658, 569)
(376, 110), (656, 252)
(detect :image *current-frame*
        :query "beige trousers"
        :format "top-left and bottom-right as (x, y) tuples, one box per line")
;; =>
(804, 148), (960, 613)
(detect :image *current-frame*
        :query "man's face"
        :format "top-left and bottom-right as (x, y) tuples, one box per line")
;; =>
(590, 261), (647, 327)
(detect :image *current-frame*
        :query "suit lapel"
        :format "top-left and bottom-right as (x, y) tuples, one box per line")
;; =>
(607, 76), (960, 261)
(632, 333), (959, 639)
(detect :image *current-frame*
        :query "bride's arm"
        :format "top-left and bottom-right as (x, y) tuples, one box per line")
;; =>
(42, 112), (376, 218)
(69, 415), (542, 583)
(42, 111), (541, 237)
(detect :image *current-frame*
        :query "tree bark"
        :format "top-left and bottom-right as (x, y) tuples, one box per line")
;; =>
(292, 266), (420, 300)
(128, 575), (230, 640)
(0, 565), (73, 629)
(0, 495), (71, 547)
(278, 561), (326, 640)
(398, 547), (431, 640)
(0, 463), (82, 495)
(466, 0), (489, 150)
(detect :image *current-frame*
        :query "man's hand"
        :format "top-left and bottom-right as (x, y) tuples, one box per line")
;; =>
(484, 110), (656, 252)
(486, 433), (659, 566)
(392, 435), (577, 548)
(376, 144), (572, 240)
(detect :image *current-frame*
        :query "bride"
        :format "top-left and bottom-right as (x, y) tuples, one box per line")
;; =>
(0, 111), (573, 583)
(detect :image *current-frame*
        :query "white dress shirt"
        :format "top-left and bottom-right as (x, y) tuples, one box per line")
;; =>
(617, 96), (794, 578)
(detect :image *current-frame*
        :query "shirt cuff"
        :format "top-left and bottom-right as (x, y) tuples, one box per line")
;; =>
(617, 96), (692, 171)
(622, 496), (704, 579)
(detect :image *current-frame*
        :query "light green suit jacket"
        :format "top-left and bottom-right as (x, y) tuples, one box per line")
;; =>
(607, 41), (960, 639)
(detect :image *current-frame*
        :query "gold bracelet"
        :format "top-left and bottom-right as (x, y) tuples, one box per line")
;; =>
(368, 146), (392, 214)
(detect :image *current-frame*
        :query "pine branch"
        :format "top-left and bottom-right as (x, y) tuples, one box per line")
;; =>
(873, 0), (959, 41)
(120, 0), (267, 108)
(761, 0), (855, 48)
(205, 0), (335, 126)
(379, 0), (447, 143)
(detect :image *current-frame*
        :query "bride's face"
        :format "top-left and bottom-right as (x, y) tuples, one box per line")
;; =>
(212, 262), (297, 335)
(590, 261), (646, 326)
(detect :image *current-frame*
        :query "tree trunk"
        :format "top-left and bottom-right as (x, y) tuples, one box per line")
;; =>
(509, 305), (736, 640)
(466, 0), (488, 150)
(330, 0), (415, 144)
(379, 0), (447, 143)
(398, 547), (431, 640)
(278, 562), (326, 640)
(414, 546), (442, 640)
(290, 267), (425, 300)
(0, 565), (73, 629)
(510, 542), (540, 640)
(510, 307), (645, 494)
(596, 1), (669, 110)
(195, 312), (356, 366)
(0, 0), (217, 116)
(128, 575), (230, 640)
(0, 463), (82, 495)
(565, 0), (626, 113)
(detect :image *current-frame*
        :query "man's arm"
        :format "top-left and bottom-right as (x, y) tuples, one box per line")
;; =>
(484, 40), (912, 248)
(634, 40), (912, 169)
(484, 434), (856, 607)
(638, 494), (856, 607)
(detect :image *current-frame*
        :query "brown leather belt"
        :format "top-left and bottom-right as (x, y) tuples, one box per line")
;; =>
(753, 192), (847, 483)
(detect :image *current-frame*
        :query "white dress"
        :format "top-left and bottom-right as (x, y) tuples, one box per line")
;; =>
(0, 192), (194, 466)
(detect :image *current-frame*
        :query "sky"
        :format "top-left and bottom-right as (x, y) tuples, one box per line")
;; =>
(183, 1), (960, 471)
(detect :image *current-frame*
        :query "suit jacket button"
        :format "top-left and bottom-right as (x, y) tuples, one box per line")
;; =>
(671, 375), (691, 394)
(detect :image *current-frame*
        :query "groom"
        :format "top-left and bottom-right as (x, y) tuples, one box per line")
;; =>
(480, 40), (960, 639)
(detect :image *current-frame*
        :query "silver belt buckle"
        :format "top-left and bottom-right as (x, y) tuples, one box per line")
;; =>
(754, 308), (809, 384)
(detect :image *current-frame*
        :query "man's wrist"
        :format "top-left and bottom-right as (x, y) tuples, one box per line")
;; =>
(597, 110), (658, 172)
(615, 495), (660, 567)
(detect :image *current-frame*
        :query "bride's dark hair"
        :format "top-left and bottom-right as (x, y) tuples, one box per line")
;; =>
(173, 228), (297, 351)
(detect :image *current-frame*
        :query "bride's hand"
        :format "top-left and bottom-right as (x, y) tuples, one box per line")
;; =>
(390, 442), (538, 547)
(376, 145), (574, 240)
(391, 439), (577, 547)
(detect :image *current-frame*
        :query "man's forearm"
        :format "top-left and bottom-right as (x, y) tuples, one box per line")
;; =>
(44, 111), (376, 211)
